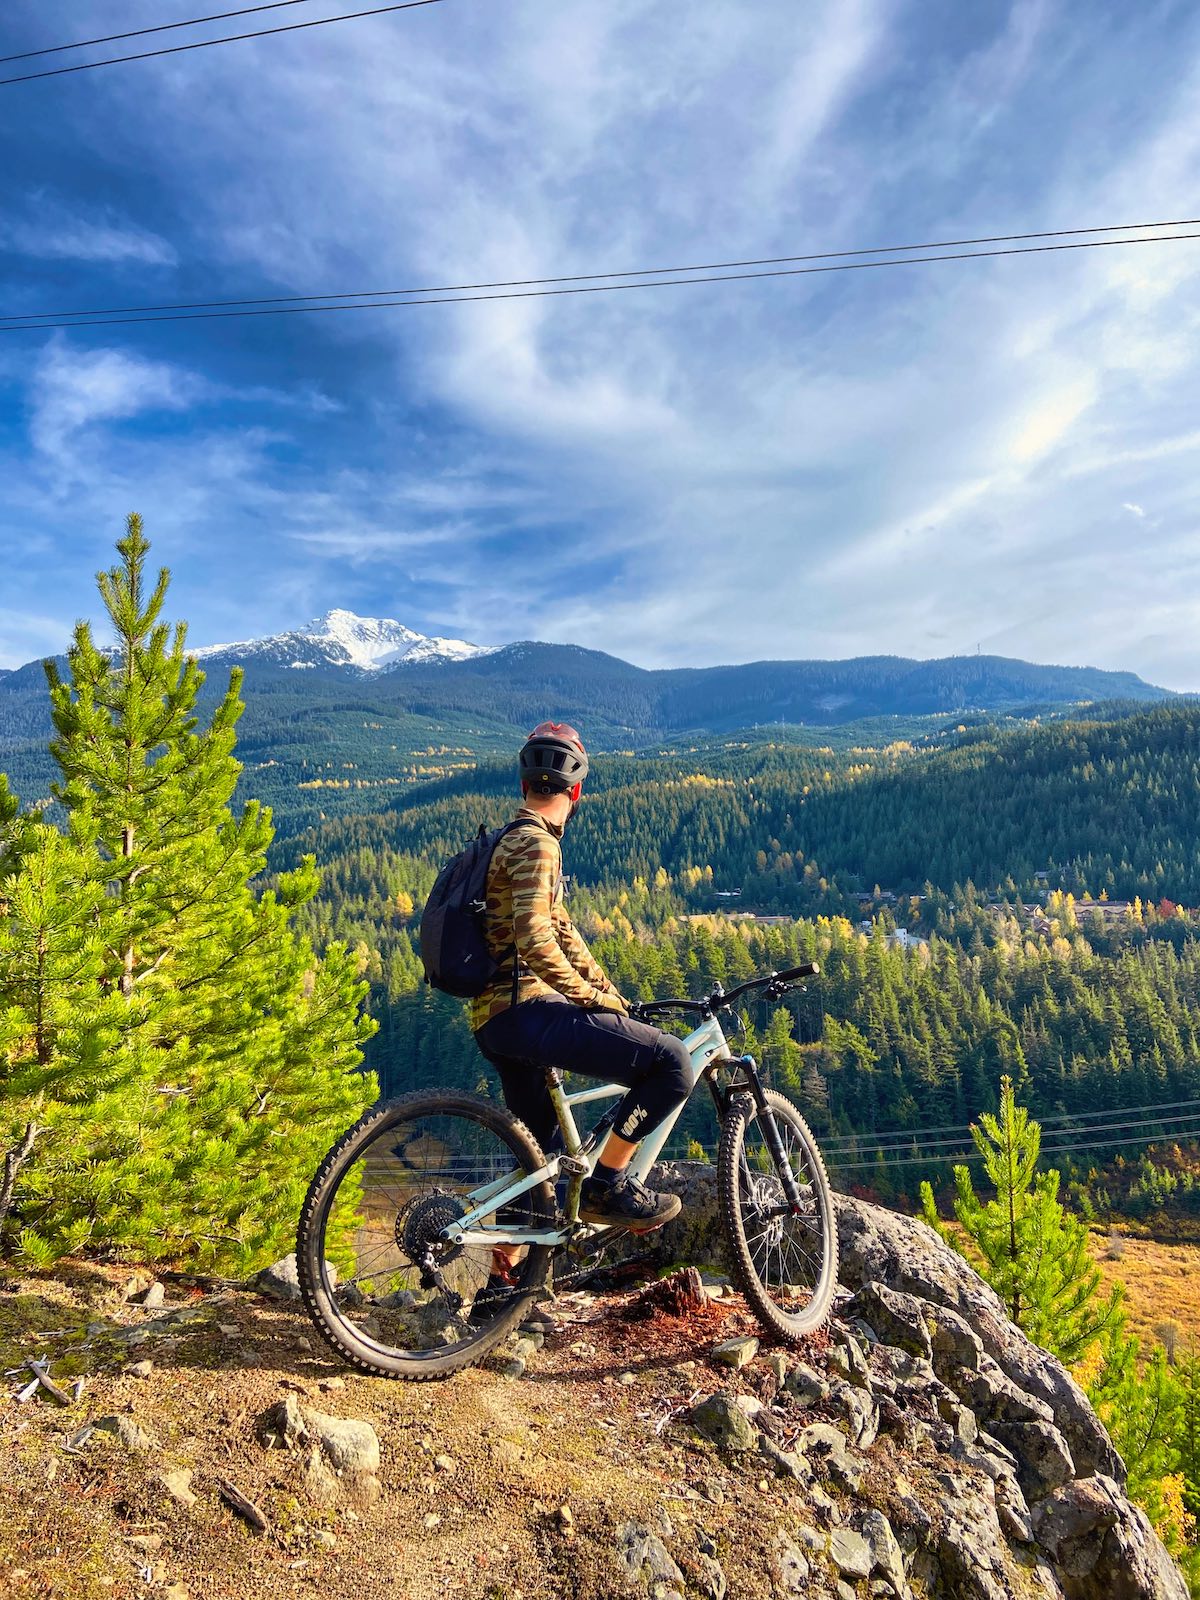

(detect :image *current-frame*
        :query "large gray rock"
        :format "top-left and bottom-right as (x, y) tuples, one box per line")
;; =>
(986, 1419), (1075, 1503)
(649, 1161), (724, 1266)
(797, 1421), (863, 1491)
(253, 1253), (340, 1301)
(835, 1196), (1122, 1482)
(257, 1395), (380, 1502)
(301, 1408), (380, 1476)
(849, 1282), (932, 1360)
(859, 1510), (911, 1598)
(688, 1391), (759, 1453)
(643, 1181), (1184, 1597)
(829, 1380), (879, 1449)
(931, 1472), (1015, 1600)
(615, 1522), (686, 1593)
(254, 1253), (302, 1300)
(1032, 1475), (1190, 1600)
(829, 1526), (872, 1579)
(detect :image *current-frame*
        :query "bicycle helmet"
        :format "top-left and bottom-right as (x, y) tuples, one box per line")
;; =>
(519, 721), (589, 801)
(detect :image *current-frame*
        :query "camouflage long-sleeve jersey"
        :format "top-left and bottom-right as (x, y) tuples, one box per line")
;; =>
(469, 805), (624, 1031)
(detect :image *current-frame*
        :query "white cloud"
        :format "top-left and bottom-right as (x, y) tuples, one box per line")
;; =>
(1006, 376), (1098, 465)
(27, 341), (206, 464)
(1, 195), (176, 267)
(7, 0), (1200, 689)
(0, 607), (72, 670)
(1123, 501), (1146, 518)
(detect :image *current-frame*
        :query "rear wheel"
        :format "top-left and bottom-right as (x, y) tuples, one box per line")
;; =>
(717, 1088), (837, 1341)
(296, 1092), (556, 1380)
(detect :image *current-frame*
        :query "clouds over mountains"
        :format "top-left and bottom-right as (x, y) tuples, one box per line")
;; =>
(1, 0), (1199, 686)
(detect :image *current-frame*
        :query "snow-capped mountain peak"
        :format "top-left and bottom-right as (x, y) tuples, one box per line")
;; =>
(193, 609), (492, 672)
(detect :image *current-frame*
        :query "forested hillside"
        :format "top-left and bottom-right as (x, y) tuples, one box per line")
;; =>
(278, 701), (1200, 918)
(0, 635), (1168, 836)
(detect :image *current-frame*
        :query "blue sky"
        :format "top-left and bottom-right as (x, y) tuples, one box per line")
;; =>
(1, 0), (1199, 687)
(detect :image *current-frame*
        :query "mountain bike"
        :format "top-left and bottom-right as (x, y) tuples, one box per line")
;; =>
(296, 963), (837, 1379)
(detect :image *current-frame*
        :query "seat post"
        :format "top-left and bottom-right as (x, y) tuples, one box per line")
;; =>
(542, 1066), (582, 1159)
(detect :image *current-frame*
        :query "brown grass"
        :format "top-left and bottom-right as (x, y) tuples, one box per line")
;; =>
(1090, 1230), (1200, 1359)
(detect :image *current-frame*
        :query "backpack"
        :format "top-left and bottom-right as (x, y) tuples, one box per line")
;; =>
(419, 817), (541, 998)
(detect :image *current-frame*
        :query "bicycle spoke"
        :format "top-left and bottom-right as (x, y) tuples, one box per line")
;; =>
(722, 1088), (836, 1334)
(303, 1100), (555, 1366)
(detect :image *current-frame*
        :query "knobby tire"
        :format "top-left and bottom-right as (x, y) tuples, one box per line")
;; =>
(297, 1091), (555, 1380)
(717, 1087), (838, 1341)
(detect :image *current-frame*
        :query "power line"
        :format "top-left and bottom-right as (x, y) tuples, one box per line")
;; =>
(0, 2), (316, 66)
(3, 229), (1199, 334)
(0, 0), (447, 87)
(818, 1094), (1200, 1151)
(828, 1119), (1200, 1172)
(825, 1106), (1200, 1159)
(5, 217), (1196, 326)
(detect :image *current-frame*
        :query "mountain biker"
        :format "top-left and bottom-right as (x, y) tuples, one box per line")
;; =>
(469, 722), (691, 1321)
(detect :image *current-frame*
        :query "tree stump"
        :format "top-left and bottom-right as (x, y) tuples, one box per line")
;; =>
(627, 1266), (707, 1319)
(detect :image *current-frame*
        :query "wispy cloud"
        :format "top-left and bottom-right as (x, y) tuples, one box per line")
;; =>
(1, 194), (177, 266)
(27, 341), (206, 464)
(3, 0), (1200, 688)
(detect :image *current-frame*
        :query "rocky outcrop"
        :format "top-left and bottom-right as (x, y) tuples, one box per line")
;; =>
(654, 1163), (1187, 1600)
(835, 1196), (1123, 1484)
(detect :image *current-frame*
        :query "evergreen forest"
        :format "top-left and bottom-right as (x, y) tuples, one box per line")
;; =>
(6, 525), (1200, 1583)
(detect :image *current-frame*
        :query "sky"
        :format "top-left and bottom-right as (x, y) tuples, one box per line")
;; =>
(1, 0), (1199, 687)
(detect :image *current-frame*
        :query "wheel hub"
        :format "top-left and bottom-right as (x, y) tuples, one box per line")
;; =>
(748, 1175), (785, 1249)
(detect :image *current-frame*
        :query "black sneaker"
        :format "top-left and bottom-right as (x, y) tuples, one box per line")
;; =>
(468, 1273), (558, 1335)
(578, 1172), (683, 1233)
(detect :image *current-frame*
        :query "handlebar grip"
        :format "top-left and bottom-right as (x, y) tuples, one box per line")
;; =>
(775, 962), (820, 982)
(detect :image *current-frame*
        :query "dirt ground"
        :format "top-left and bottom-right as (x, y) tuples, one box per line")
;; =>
(0, 1262), (836, 1600)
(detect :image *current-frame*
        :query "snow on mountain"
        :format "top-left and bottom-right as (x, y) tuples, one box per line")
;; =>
(193, 609), (493, 672)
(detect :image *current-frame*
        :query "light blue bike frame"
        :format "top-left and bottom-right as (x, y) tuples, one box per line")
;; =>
(441, 1013), (734, 1250)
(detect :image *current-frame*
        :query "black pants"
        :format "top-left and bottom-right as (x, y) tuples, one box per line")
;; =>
(474, 998), (693, 1155)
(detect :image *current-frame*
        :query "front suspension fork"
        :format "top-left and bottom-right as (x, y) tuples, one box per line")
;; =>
(727, 1056), (805, 1211)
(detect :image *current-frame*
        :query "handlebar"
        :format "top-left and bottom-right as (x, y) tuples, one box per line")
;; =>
(631, 961), (819, 1020)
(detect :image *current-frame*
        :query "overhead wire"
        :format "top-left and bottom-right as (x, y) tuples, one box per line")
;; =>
(817, 1094), (1200, 1151)
(0, 2), (317, 65)
(0, 0), (447, 87)
(4, 217), (1197, 326)
(828, 1119), (1200, 1172)
(3, 229), (1200, 334)
(822, 1106), (1200, 1159)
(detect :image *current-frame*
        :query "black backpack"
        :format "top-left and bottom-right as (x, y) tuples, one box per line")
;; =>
(419, 818), (540, 998)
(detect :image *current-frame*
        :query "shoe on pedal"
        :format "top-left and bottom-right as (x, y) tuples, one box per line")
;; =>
(578, 1172), (682, 1233)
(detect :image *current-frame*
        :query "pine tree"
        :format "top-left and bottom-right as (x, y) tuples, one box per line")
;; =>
(1081, 1318), (1200, 1583)
(15, 516), (377, 1271)
(920, 1074), (1122, 1363)
(0, 774), (26, 875)
(0, 821), (138, 1251)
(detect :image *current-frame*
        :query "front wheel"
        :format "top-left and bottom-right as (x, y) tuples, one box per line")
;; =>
(717, 1088), (838, 1341)
(296, 1092), (556, 1380)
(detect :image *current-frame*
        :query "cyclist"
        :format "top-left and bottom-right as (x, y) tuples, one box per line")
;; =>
(469, 722), (691, 1319)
